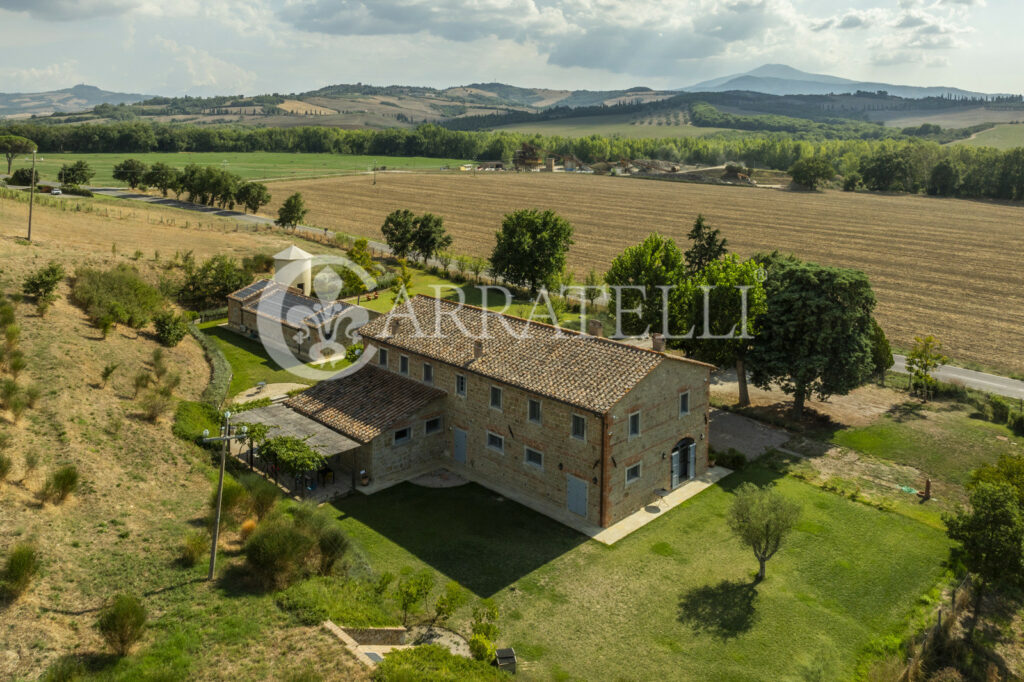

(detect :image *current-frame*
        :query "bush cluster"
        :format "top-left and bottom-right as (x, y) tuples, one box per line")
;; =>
(41, 465), (79, 504)
(153, 310), (190, 347)
(1, 542), (41, 602)
(372, 644), (508, 682)
(96, 594), (147, 656)
(71, 264), (164, 334)
(243, 504), (349, 590)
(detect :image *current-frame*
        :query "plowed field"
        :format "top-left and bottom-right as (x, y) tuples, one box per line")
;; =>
(263, 173), (1024, 375)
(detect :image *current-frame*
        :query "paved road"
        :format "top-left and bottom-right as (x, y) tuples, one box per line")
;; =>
(892, 354), (1024, 400)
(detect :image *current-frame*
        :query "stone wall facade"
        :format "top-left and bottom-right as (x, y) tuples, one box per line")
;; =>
(369, 339), (709, 528)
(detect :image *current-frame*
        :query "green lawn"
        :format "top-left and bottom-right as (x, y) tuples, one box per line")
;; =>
(952, 123), (1024, 150)
(326, 467), (950, 681)
(832, 401), (1020, 485)
(197, 319), (337, 396)
(494, 114), (730, 139)
(9, 152), (472, 186)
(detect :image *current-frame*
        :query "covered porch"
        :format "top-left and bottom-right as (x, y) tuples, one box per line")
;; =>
(236, 402), (366, 503)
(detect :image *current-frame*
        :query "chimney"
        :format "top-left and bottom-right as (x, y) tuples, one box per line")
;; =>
(473, 340), (484, 360)
(651, 333), (665, 352)
(390, 318), (401, 336)
(587, 318), (603, 337)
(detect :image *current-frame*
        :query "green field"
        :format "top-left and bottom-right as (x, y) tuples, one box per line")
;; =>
(494, 114), (730, 138)
(952, 123), (1024, 149)
(7, 152), (473, 186)
(329, 466), (950, 681)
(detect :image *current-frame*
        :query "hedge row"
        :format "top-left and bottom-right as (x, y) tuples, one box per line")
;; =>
(188, 323), (232, 409)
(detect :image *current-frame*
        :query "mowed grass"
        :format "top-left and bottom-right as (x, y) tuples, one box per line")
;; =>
(197, 319), (318, 396)
(327, 468), (950, 681)
(494, 114), (730, 138)
(832, 400), (1022, 485)
(953, 123), (1024, 150)
(261, 171), (1024, 377)
(8, 151), (471, 186)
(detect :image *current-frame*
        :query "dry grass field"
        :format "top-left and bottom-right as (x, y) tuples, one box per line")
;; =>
(0, 197), (369, 680)
(262, 172), (1024, 375)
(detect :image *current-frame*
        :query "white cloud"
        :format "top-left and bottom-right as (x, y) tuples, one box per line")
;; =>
(0, 0), (135, 21)
(154, 36), (257, 92)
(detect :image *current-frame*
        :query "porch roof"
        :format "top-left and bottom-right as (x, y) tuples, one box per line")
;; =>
(242, 403), (361, 456)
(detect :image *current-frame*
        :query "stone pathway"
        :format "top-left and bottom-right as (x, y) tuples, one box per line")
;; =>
(231, 382), (308, 403)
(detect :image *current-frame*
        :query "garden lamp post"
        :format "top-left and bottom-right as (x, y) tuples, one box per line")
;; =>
(202, 413), (248, 581)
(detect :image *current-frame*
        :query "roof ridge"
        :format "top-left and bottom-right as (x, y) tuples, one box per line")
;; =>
(409, 294), (669, 358)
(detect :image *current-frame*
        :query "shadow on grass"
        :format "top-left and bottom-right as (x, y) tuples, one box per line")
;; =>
(42, 652), (120, 678)
(887, 401), (927, 423)
(678, 579), (759, 640)
(327, 482), (588, 598)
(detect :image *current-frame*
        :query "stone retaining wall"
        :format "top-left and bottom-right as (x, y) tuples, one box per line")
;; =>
(343, 626), (407, 646)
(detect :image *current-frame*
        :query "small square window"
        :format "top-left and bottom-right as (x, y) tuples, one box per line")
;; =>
(423, 363), (433, 384)
(629, 411), (641, 438)
(486, 431), (504, 453)
(490, 386), (503, 410)
(399, 355), (409, 375)
(378, 348), (389, 367)
(425, 417), (442, 435)
(626, 463), (641, 484)
(455, 374), (467, 397)
(679, 391), (690, 416)
(571, 414), (586, 440)
(394, 427), (411, 444)
(525, 447), (543, 469)
(528, 399), (542, 424)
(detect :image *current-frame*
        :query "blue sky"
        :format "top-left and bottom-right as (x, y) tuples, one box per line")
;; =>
(0, 0), (1017, 95)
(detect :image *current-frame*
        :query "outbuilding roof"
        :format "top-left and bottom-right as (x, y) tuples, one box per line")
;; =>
(285, 364), (446, 443)
(358, 295), (702, 414)
(229, 279), (354, 331)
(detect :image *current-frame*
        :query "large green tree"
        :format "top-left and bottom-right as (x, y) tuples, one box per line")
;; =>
(412, 213), (452, 264)
(944, 481), (1024, 632)
(0, 135), (36, 175)
(57, 160), (94, 186)
(112, 159), (148, 189)
(788, 157), (835, 190)
(683, 214), (727, 275)
(680, 255), (767, 406)
(275, 192), (308, 231)
(727, 482), (800, 581)
(380, 209), (417, 259)
(604, 233), (688, 337)
(489, 209), (574, 295)
(747, 254), (876, 418)
(235, 182), (271, 214)
(141, 162), (180, 197)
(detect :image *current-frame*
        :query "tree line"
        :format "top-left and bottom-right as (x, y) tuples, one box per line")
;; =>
(3, 120), (1023, 201)
(111, 159), (271, 213)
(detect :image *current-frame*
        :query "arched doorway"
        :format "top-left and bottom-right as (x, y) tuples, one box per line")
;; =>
(670, 438), (696, 489)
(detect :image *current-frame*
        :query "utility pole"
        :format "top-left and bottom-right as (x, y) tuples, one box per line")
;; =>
(27, 151), (36, 242)
(202, 412), (247, 581)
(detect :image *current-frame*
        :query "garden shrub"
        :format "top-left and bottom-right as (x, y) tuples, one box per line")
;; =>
(240, 519), (257, 541)
(372, 644), (507, 682)
(138, 390), (172, 423)
(172, 400), (221, 442)
(96, 594), (147, 656)
(210, 476), (250, 527)
(1, 542), (41, 601)
(22, 262), (65, 300)
(316, 525), (349, 576)
(180, 530), (208, 567)
(153, 310), (189, 347)
(239, 473), (280, 520)
(469, 633), (497, 663)
(714, 448), (747, 471)
(71, 264), (164, 331)
(188, 324), (232, 408)
(8, 168), (38, 186)
(42, 465), (79, 503)
(244, 516), (316, 589)
(987, 395), (1011, 424)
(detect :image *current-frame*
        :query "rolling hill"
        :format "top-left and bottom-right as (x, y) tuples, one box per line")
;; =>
(682, 63), (1002, 99)
(0, 84), (151, 118)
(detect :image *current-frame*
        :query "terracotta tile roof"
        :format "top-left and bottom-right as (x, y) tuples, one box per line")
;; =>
(229, 279), (353, 331)
(358, 295), (691, 414)
(285, 364), (446, 443)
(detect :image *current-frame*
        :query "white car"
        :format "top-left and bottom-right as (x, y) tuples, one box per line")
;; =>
(50, 188), (62, 195)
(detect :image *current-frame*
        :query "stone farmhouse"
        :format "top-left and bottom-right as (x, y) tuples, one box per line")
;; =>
(265, 294), (713, 530)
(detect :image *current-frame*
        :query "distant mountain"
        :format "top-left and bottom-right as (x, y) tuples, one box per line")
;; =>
(682, 64), (1002, 99)
(0, 84), (152, 118)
